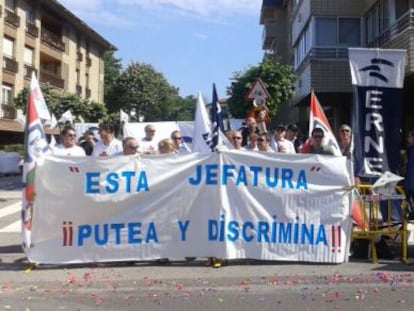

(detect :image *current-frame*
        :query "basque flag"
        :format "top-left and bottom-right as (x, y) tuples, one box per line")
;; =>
(22, 73), (50, 248)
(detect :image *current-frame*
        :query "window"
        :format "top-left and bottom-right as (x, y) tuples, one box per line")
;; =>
(3, 37), (14, 58)
(315, 17), (361, 46)
(24, 46), (33, 65)
(395, 0), (409, 19)
(1, 84), (13, 105)
(5, 0), (15, 12)
(293, 17), (360, 69)
(365, 0), (392, 45)
(338, 19), (361, 46)
(25, 7), (34, 24)
(315, 18), (337, 46)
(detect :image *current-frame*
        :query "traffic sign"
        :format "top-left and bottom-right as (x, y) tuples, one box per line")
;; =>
(246, 78), (270, 104)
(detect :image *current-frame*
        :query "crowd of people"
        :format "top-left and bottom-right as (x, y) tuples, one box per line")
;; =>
(51, 122), (191, 158)
(49, 118), (414, 266)
(51, 118), (413, 205)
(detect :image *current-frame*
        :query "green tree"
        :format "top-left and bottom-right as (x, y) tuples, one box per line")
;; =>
(103, 51), (122, 106)
(226, 56), (295, 119)
(163, 95), (197, 121)
(109, 62), (180, 121)
(14, 85), (107, 122)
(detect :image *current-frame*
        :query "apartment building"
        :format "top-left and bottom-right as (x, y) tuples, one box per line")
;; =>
(0, 0), (115, 139)
(260, 0), (414, 132)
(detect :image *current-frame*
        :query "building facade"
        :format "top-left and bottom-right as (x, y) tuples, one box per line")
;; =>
(260, 0), (414, 133)
(0, 0), (115, 138)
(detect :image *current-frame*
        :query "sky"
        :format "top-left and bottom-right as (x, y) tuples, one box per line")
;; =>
(59, 0), (264, 100)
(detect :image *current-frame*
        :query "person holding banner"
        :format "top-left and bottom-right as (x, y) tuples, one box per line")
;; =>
(240, 117), (259, 147)
(170, 130), (190, 154)
(139, 124), (158, 154)
(271, 124), (296, 154)
(158, 138), (176, 154)
(230, 130), (246, 150)
(92, 122), (123, 157)
(257, 133), (273, 152)
(247, 133), (259, 151)
(52, 125), (86, 156)
(338, 124), (352, 159)
(78, 130), (96, 156)
(122, 137), (140, 156)
(304, 128), (335, 155)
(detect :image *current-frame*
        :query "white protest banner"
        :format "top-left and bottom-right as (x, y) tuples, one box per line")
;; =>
(26, 152), (353, 264)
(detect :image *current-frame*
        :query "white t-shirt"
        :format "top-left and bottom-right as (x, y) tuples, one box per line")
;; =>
(139, 138), (158, 154)
(52, 144), (86, 156)
(92, 138), (123, 157)
(271, 138), (296, 154)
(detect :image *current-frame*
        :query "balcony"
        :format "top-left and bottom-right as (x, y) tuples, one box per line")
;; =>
(262, 24), (277, 50)
(77, 51), (83, 62)
(26, 23), (39, 38)
(3, 56), (18, 73)
(24, 65), (36, 79)
(295, 46), (349, 72)
(367, 9), (414, 48)
(85, 88), (91, 99)
(0, 104), (17, 119)
(307, 47), (349, 59)
(86, 56), (92, 67)
(5, 10), (20, 28)
(260, 0), (283, 24)
(76, 84), (82, 95)
(41, 27), (65, 52)
(39, 70), (64, 89)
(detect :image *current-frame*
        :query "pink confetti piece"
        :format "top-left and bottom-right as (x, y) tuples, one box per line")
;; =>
(176, 283), (184, 291)
(67, 274), (77, 284)
(83, 272), (93, 282)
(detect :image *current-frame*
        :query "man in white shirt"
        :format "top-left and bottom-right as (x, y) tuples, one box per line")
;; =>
(139, 124), (158, 154)
(92, 122), (123, 157)
(271, 124), (296, 154)
(52, 125), (86, 156)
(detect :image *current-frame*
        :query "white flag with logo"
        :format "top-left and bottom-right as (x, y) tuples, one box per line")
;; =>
(44, 113), (58, 129)
(120, 109), (129, 124)
(58, 110), (73, 124)
(192, 92), (212, 153)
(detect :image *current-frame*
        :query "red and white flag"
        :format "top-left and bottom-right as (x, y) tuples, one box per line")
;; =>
(302, 90), (341, 155)
(22, 73), (50, 249)
(30, 71), (51, 121)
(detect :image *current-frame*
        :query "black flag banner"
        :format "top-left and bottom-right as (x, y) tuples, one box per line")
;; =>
(348, 48), (406, 177)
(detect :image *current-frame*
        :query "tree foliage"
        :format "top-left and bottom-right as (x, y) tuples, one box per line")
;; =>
(103, 51), (123, 106)
(226, 56), (295, 119)
(108, 61), (181, 121)
(14, 84), (107, 122)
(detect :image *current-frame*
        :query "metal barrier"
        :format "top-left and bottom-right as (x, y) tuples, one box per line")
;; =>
(351, 184), (409, 263)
